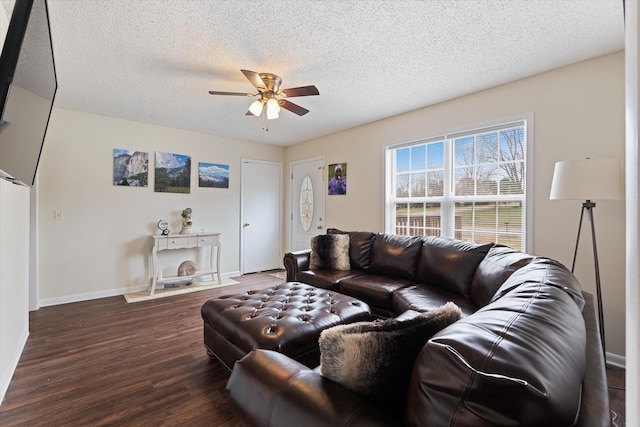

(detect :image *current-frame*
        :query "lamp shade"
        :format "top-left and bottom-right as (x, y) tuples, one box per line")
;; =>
(549, 158), (623, 201)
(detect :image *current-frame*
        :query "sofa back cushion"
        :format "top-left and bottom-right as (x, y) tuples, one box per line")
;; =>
(470, 245), (535, 307)
(369, 234), (422, 280)
(416, 237), (493, 297)
(405, 259), (587, 426)
(327, 228), (376, 270)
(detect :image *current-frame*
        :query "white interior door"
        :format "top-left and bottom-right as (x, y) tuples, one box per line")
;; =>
(291, 157), (325, 251)
(241, 159), (282, 273)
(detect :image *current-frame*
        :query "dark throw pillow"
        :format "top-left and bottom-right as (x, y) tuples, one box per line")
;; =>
(327, 228), (376, 270)
(309, 234), (351, 270)
(319, 302), (463, 414)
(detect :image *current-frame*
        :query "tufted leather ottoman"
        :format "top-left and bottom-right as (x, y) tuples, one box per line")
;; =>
(201, 282), (371, 369)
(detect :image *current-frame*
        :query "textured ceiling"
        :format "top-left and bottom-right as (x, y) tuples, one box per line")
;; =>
(45, 0), (624, 146)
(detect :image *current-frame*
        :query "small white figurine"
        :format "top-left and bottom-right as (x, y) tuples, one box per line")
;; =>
(180, 208), (194, 234)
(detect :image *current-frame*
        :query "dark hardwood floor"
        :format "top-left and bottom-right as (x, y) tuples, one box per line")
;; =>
(0, 271), (285, 426)
(0, 271), (627, 426)
(607, 364), (626, 427)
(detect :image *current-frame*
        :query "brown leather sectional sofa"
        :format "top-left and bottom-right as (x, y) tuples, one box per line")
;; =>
(226, 230), (611, 426)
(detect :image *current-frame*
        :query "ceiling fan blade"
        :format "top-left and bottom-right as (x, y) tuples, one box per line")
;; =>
(279, 99), (309, 116)
(208, 90), (254, 96)
(279, 85), (319, 97)
(241, 69), (267, 90)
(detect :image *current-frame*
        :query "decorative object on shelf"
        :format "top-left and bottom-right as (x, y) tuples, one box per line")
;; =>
(157, 219), (170, 235)
(177, 260), (198, 286)
(549, 157), (623, 358)
(178, 260), (197, 276)
(180, 208), (194, 234)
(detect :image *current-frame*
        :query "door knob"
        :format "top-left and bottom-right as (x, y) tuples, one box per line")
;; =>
(243, 223), (250, 227)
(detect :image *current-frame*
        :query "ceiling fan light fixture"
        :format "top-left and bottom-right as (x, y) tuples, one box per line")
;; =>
(208, 69), (319, 122)
(266, 98), (280, 120)
(248, 99), (264, 116)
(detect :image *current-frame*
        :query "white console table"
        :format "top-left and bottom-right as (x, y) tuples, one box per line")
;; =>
(149, 232), (221, 295)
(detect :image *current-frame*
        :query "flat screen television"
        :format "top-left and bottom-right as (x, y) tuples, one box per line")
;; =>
(0, 0), (57, 186)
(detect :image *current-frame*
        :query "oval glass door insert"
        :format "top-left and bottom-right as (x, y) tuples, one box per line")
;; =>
(299, 175), (314, 231)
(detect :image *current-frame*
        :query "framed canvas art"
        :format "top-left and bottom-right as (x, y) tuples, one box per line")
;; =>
(199, 162), (229, 188)
(155, 152), (191, 193)
(113, 149), (148, 187)
(328, 163), (347, 195)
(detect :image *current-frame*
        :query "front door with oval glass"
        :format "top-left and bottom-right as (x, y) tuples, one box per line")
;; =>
(291, 158), (324, 251)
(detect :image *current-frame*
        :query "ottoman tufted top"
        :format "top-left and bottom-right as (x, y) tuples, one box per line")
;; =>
(201, 282), (371, 358)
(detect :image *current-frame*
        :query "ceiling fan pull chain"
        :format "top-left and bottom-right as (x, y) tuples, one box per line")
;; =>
(262, 108), (269, 131)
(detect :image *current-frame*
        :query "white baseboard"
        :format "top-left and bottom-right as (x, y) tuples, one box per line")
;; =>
(38, 286), (130, 307)
(607, 352), (626, 368)
(38, 271), (241, 308)
(0, 327), (28, 405)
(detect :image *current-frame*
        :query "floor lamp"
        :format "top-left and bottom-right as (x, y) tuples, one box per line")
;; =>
(550, 158), (623, 360)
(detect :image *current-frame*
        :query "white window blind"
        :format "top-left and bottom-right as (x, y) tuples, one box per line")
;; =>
(386, 120), (528, 251)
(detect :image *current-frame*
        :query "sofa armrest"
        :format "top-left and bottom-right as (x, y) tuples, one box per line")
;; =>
(227, 349), (399, 427)
(577, 292), (612, 427)
(283, 249), (311, 282)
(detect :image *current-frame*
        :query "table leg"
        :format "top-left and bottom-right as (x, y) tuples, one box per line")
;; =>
(216, 241), (222, 284)
(150, 245), (158, 295)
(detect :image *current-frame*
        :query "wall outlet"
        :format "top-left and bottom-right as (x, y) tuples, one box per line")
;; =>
(54, 210), (63, 220)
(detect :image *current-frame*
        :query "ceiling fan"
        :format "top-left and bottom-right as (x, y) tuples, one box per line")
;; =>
(208, 69), (319, 121)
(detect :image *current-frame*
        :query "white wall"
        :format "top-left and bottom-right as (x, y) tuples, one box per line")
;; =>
(37, 108), (284, 305)
(0, 178), (30, 403)
(285, 52), (626, 360)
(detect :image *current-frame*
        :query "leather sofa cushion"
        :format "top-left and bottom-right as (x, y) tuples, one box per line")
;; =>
(392, 285), (478, 316)
(470, 245), (535, 307)
(405, 259), (586, 426)
(327, 228), (377, 270)
(369, 234), (422, 280)
(416, 237), (493, 297)
(340, 274), (415, 311)
(295, 269), (365, 291)
(227, 349), (400, 427)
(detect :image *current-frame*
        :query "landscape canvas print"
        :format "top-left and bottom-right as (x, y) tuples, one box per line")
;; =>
(155, 152), (191, 193)
(113, 149), (148, 187)
(199, 162), (229, 188)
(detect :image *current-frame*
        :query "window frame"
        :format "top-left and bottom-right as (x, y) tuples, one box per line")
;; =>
(384, 114), (534, 252)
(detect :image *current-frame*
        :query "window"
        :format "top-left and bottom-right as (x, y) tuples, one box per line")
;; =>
(385, 119), (529, 251)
